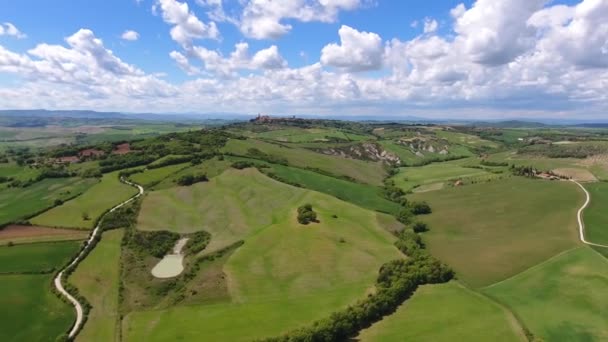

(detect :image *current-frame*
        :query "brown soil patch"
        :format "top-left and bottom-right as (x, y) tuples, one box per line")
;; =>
(56, 156), (80, 163)
(79, 148), (106, 157)
(0, 225), (87, 244)
(553, 168), (598, 182)
(113, 143), (132, 155)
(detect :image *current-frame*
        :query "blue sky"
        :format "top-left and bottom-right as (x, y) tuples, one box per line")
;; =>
(0, 0), (605, 119)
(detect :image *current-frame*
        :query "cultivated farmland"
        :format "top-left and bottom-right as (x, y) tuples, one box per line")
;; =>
(31, 171), (138, 229)
(583, 182), (608, 245)
(0, 240), (81, 274)
(410, 178), (582, 287)
(0, 177), (97, 226)
(485, 247), (608, 341)
(71, 229), (124, 342)
(358, 281), (526, 341)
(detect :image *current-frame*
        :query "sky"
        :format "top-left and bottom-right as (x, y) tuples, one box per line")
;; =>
(0, 0), (606, 119)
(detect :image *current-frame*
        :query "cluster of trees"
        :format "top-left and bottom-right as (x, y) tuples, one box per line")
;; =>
(265, 226), (453, 342)
(510, 165), (538, 177)
(99, 153), (156, 173)
(263, 171), (303, 188)
(297, 204), (318, 225)
(183, 231), (211, 256)
(127, 230), (180, 258)
(176, 173), (208, 186)
(100, 200), (140, 231)
(231, 161), (257, 169)
(518, 143), (607, 159)
(480, 160), (509, 167)
(394, 200), (431, 225)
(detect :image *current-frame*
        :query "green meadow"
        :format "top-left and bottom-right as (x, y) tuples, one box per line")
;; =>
(71, 229), (124, 342)
(129, 163), (190, 188)
(0, 240), (81, 273)
(263, 163), (401, 214)
(153, 156), (231, 189)
(410, 178), (582, 287)
(127, 168), (401, 340)
(358, 281), (525, 342)
(583, 182), (608, 245)
(484, 247), (608, 341)
(391, 158), (492, 192)
(0, 177), (97, 226)
(32, 171), (138, 229)
(0, 274), (75, 342)
(222, 138), (386, 185)
(253, 127), (371, 142)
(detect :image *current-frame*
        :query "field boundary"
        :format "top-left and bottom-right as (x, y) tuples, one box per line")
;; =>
(482, 246), (582, 290)
(571, 180), (608, 248)
(53, 178), (144, 339)
(457, 282), (530, 341)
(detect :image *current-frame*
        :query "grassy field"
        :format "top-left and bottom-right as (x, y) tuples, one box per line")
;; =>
(391, 158), (493, 192)
(434, 130), (500, 149)
(0, 177), (97, 226)
(410, 178), (582, 287)
(153, 157), (231, 190)
(31, 171), (138, 229)
(487, 151), (585, 170)
(357, 282), (525, 342)
(379, 141), (474, 166)
(0, 240), (81, 273)
(126, 168), (401, 341)
(584, 182), (608, 245)
(222, 138), (386, 185)
(262, 163), (401, 214)
(71, 229), (124, 342)
(253, 127), (371, 142)
(0, 163), (41, 182)
(484, 247), (608, 341)
(129, 163), (190, 188)
(0, 225), (88, 246)
(0, 274), (75, 341)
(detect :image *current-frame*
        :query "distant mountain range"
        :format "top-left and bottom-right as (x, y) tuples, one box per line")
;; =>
(0, 109), (606, 127)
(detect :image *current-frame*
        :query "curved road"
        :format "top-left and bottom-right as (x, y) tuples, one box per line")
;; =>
(54, 178), (144, 339)
(571, 180), (608, 248)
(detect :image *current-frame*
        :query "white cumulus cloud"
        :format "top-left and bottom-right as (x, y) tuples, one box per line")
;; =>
(321, 25), (384, 72)
(121, 30), (140, 41)
(155, 0), (219, 47)
(0, 22), (26, 39)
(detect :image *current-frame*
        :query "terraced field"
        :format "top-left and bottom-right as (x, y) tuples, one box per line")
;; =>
(31, 171), (138, 229)
(126, 168), (401, 341)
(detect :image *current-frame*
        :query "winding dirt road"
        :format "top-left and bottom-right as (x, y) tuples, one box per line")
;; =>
(53, 178), (144, 339)
(571, 180), (608, 248)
